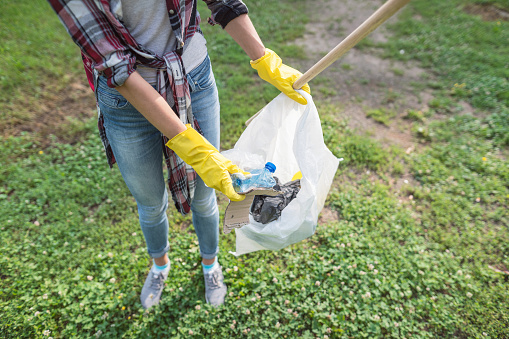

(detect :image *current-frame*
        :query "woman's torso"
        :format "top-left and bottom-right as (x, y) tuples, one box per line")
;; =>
(120, 0), (208, 84)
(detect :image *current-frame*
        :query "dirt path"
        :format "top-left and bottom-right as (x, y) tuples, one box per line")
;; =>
(293, 0), (434, 151)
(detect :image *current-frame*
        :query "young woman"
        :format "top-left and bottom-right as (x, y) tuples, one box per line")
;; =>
(48, 0), (310, 308)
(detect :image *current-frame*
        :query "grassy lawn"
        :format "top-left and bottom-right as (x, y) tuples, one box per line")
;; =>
(0, 1), (85, 135)
(1, 0), (508, 338)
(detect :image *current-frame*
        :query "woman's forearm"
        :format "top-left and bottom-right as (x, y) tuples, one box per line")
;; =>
(224, 14), (266, 61)
(116, 71), (187, 139)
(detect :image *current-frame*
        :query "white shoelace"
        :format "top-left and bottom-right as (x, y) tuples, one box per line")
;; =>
(205, 270), (223, 289)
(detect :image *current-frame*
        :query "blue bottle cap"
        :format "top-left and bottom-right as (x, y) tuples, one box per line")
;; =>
(264, 162), (276, 173)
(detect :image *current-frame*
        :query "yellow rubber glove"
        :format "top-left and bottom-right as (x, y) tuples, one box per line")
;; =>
(251, 48), (311, 105)
(166, 124), (249, 201)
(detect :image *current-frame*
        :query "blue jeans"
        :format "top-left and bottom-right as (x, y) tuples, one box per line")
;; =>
(97, 55), (220, 259)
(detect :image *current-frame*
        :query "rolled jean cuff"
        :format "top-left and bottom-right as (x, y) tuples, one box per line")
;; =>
(148, 242), (170, 259)
(200, 246), (219, 260)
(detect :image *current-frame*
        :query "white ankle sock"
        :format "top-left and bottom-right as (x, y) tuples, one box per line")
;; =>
(152, 259), (170, 274)
(202, 258), (219, 274)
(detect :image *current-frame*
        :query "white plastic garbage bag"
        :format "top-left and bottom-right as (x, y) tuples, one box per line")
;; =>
(222, 91), (340, 256)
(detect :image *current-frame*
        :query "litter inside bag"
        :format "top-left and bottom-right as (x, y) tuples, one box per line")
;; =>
(222, 91), (340, 256)
(250, 177), (301, 224)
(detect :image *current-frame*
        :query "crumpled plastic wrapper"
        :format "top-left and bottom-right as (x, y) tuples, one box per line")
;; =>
(250, 177), (301, 224)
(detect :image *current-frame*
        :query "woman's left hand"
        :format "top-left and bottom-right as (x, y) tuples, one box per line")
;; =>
(251, 48), (311, 105)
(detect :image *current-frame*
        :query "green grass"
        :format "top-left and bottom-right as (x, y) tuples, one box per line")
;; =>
(319, 88), (338, 96)
(382, 89), (401, 105)
(391, 67), (404, 76)
(382, 0), (509, 116)
(1, 0), (509, 337)
(340, 63), (353, 71)
(365, 108), (396, 126)
(0, 1), (83, 122)
(404, 109), (426, 122)
(474, 0), (509, 9)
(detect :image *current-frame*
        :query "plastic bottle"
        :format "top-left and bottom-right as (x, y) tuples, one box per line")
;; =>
(232, 162), (277, 193)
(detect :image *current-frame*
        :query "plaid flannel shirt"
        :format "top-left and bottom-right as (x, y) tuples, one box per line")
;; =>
(48, 0), (248, 214)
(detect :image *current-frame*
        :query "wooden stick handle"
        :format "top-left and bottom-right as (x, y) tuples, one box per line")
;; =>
(293, 0), (410, 90)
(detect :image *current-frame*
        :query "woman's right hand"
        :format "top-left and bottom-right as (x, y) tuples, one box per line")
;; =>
(166, 124), (250, 201)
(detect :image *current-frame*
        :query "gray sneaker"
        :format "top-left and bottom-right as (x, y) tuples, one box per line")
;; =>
(140, 266), (170, 309)
(204, 266), (227, 306)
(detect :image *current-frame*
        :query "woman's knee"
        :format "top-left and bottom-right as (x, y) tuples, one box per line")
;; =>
(191, 192), (218, 217)
(138, 198), (168, 227)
